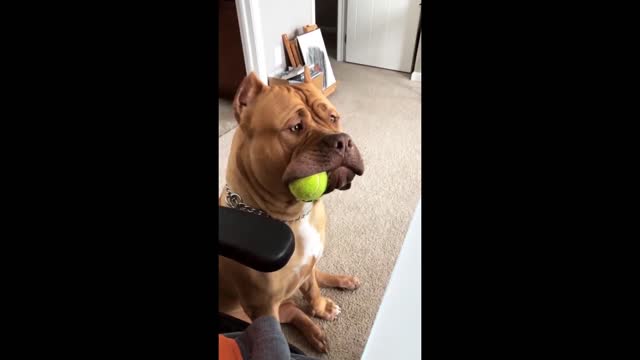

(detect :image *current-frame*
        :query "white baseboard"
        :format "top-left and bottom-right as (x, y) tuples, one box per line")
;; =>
(410, 72), (421, 81)
(337, 0), (345, 61)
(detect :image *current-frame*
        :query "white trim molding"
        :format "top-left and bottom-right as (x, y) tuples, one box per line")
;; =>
(235, 0), (268, 84)
(411, 72), (421, 81)
(337, 0), (346, 61)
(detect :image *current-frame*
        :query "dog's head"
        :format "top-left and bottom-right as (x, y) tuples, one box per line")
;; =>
(232, 69), (364, 201)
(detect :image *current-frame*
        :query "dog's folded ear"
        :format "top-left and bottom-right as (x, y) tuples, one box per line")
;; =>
(303, 66), (312, 83)
(233, 72), (267, 123)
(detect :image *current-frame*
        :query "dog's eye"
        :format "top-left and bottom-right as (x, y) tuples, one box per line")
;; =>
(289, 123), (304, 132)
(330, 115), (337, 123)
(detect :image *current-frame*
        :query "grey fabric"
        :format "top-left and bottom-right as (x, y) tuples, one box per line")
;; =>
(226, 316), (318, 360)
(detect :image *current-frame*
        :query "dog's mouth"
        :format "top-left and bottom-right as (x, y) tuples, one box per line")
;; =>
(325, 166), (357, 193)
(281, 140), (364, 195)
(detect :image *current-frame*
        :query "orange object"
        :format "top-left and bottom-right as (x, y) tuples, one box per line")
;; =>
(282, 34), (297, 67)
(303, 24), (318, 33)
(291, 40), (303, 67)
(218, 335), (243, 360)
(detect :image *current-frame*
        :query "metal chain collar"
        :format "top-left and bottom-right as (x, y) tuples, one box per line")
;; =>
(224, 184), (311, 223)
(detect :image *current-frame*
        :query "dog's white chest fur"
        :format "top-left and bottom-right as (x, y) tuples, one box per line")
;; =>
(294, 205), (323, 272)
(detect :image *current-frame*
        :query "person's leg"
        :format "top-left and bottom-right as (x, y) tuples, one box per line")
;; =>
(224, 329), (306, 356)
(230, 316), (296, 360)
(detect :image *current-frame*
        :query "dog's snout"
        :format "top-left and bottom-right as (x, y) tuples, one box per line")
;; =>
(323, 133), (354, 153)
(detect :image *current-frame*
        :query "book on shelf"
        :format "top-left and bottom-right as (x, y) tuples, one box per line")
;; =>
(287, 65), (321, 83)
(274, 66), (305, 80)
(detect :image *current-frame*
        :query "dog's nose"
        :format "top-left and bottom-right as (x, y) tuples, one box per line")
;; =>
(322, 133), (354, 153)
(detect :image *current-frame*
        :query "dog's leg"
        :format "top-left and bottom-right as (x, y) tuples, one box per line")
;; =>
(223, 307), (252, 324)
(239, 300), (280, 322)
(279, 301), (328, 353)
(315, 270), (361, 290)
(300, 268), (341, 321)
(235, 286), (281, 322)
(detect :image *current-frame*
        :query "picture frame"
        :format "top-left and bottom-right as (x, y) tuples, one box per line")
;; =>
(296, 29), (336, 90)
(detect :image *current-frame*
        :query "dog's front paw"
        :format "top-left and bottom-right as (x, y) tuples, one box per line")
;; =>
(311, 297), (341, 321)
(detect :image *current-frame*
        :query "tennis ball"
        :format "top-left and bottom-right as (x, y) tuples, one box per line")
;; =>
(288, 172), (328, 202)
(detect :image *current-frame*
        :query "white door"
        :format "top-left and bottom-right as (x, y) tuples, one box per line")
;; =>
(345, 0), (421, 72)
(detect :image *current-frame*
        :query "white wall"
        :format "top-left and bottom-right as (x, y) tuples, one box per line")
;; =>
(259, 0), (314, 77)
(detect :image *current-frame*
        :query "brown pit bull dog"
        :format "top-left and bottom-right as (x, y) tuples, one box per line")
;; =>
(219, 67), (364, 353)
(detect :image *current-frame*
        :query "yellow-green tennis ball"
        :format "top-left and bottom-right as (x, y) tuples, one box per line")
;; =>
(288, 172), (328, 202)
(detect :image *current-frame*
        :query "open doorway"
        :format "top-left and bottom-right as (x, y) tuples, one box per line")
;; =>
(315, 0), (338, 59)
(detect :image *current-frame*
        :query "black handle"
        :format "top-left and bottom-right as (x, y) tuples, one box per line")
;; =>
(219, 207), (295, 272)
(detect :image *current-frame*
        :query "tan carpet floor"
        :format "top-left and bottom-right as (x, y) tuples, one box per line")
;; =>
(218, 60), (421, 359)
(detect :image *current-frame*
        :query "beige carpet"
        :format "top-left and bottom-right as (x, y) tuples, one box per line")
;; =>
(218, 60), (421, 359)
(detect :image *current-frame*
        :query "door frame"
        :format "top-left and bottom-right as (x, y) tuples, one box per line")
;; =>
(337, 0), (346, 61)
(235, 0), (268, 84)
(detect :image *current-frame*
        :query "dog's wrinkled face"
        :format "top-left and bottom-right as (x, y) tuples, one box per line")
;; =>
(232, 71), (364, 199)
